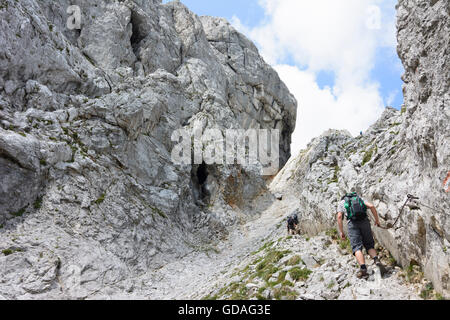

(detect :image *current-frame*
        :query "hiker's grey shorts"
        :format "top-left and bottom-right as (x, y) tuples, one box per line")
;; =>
(348, 218), (375, 255)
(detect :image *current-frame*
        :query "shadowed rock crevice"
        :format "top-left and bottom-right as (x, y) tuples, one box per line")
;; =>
(191, 162), (211, 206)
(129, 12), (146, 51)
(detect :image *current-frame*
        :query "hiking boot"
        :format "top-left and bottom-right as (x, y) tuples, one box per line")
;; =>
(375, 260), (388, 276)
(356, 268), (369, 279)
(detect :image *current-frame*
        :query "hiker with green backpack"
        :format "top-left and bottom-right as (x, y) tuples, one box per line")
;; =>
(337, 192), (387, 279)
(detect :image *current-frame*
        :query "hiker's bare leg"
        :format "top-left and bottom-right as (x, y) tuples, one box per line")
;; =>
(355, 250), (366, 266)
(368, 248), (377, 259)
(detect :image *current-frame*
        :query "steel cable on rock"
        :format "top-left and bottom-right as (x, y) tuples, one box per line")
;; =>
(370, 194), (447, 230)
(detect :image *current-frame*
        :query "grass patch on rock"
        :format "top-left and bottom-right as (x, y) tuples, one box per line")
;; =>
(151, 206), (167, 219)
(329, 165), (341, 184)
(285, 255), (302, 266)
(2, 249), (13, 256)
(94, 193), (106, 205)
(273, 286), (297, 300)
(339, 238), (352, 254)
(289, 267), (312, 281)
(10, 207), (26, 217)
(420, 283), (434, 300)
(361, 147), (378, 166)
(326, 228), (339, 240)
(403, 262), (424, 284)
(33, 196), (43, 209)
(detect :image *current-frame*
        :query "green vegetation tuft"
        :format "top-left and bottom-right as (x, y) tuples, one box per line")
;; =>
(326, 228), (339, 240)
(33, 196), (43, 210)
(362, 148), (375, 166)
(388, 253), (397, 266)
(277, 271), (287, 282)
(289, 267), (312, 281)
(202, 294), (218, 300)
(2, 249), (13, 256)
(435, 293), (446, 300)
(151, 206), (167, 219)
(0, 1), (9, 10)
(285, 255), (302, 266)
(62, 127), (89, 161)
(420, 283), (434, 300)
(401, 106), (407, 114)
(273, 286), (297, 300)
(251, 249), (290, 285)
(251, 240), (275, 256)
(10, 207), (26, 217)
(329, 165), (341, 184)
(404, 262), (424, 284)
(339, 238), (352, 254)
(228, 282), (249, 300)
(94, 193), (106, 205)
(282, 280), (294, 287)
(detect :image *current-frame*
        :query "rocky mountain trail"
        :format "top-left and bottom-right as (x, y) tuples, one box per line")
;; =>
(0, 0), (448, 300)
(191, 210), (430, 301)
(83, 192), (288, 299)
(83, 190), (433, 301)
(134, 206), (430, 301)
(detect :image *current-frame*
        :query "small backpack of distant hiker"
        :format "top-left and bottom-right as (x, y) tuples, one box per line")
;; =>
(343, 193), (367, 221)
(287, 213), (298, 227)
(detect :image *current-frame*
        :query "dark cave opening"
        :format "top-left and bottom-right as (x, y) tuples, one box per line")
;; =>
(197, 162), (208, 186)
(191, 162), (211, 206)
(129, 10), (148, 53)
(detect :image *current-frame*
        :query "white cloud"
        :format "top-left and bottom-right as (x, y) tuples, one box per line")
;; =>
(275, 65), (384, 156)
(386, 90), (399, 107)
(231, 0), (399, 157)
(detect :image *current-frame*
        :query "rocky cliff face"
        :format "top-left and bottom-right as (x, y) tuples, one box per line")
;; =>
(271, 0), (449, 297)
(0, 0), (296, 299)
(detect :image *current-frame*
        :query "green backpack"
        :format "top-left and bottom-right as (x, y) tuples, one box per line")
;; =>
(343, 193), (367, 221)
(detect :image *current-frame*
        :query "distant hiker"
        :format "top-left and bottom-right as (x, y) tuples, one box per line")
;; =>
(287, 213), (299, 235)
(337, 192), (387, 279)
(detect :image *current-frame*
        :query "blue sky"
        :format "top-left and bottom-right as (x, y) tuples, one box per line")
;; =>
(174, 0), (266, 27)
(170, 0), (405, 154)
